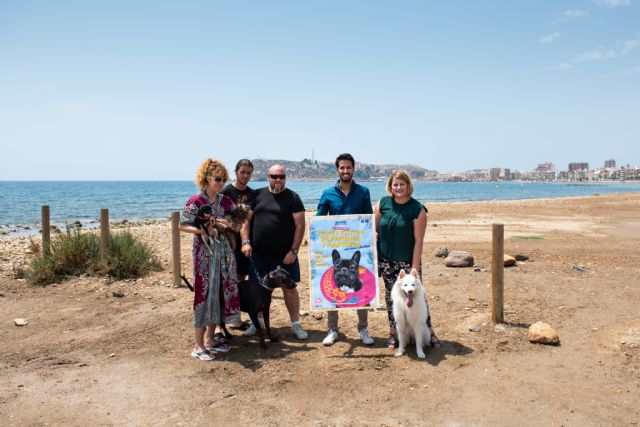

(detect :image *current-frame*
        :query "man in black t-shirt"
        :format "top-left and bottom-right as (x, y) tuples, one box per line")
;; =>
(240, 164), (308, 340)
(220, 159), (254, 279)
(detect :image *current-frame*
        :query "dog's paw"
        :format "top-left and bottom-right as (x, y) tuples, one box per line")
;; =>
(417, 350), (426, 359)
(394, 349), (404, 357)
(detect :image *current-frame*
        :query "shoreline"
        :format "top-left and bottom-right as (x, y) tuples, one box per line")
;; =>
(2, 192), (639, 239)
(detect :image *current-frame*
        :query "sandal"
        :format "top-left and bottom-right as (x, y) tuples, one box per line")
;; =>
(213, 332), (227, 343)
(430, 333), (443, 349)
(229, 321), (251, 331)
(385, 334), (398, 350)
(190, 350), (214, 362)
(206, 341), (231, 353)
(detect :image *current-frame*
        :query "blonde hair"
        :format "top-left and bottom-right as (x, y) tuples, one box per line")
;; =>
(385, 170), (414, 197)
(195, 158), (229, 190)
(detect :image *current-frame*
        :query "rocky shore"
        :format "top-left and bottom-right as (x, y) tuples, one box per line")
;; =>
(1, 193), (640, 425)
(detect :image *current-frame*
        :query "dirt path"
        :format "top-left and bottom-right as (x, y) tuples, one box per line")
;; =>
(2, 193), (639, 426)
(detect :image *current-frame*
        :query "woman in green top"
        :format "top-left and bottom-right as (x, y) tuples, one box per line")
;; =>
(374, 170), (441, 350)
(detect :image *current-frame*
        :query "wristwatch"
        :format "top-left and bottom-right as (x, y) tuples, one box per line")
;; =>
(290, 248), (299, 255)
(241, 240), (251, 245)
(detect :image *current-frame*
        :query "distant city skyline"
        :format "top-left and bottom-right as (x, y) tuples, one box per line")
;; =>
(1, 1), (639, 180)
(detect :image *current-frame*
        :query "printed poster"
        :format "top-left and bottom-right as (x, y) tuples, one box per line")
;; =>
(309, 214), (379, 310)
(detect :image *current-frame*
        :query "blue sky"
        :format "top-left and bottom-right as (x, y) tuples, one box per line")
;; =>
(1, 0), (638, 180)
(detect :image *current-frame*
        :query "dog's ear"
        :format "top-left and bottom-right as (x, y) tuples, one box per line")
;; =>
(410, 268), (419, 278)
(398, 269), (406, 279)
(332, 249), (341, 265)
(351, 250), (361, 264)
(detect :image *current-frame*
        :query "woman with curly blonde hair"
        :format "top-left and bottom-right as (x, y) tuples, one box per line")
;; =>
(180, 158), (241, 361)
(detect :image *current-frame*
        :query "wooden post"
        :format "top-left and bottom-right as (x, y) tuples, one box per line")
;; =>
(100, 208), (110, 264)
(41, 205), (50, 256)
(171, 211), (181, 287)
(492, 223), (504, 323)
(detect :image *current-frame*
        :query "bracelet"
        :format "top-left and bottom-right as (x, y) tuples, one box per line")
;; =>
(290, 248), (298, 255)
(241, 240), (251, 245)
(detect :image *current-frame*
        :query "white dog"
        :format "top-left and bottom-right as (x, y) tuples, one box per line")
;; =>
(391, 268), (431, 358)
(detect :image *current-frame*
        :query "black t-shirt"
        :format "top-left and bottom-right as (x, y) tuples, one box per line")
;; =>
(220, 183), (253, 205)
(249, 187), (304, 259)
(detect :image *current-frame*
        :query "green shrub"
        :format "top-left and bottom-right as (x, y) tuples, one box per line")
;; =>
(106, 230), (161, 280)
(51, 227), (100, 275)
(27, 256), (59, 285)
(27, 227), (160, 285)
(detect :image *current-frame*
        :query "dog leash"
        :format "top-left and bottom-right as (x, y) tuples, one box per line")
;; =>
(249, 256), (274, 291)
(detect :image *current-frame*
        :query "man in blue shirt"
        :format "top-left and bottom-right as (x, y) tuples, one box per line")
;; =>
(317, 153), (374, 346)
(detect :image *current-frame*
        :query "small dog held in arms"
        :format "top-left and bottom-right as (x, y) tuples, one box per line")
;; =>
(391, 268), (432, 359)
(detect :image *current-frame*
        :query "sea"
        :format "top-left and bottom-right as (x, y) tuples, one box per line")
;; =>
(1, 180), (640, 234)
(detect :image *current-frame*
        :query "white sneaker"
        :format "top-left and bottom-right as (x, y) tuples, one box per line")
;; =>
(291, 323), (308, 340)
(243, 324), (257, 336)
(322, 329), (338, 346)
(359, 328), (374, 345)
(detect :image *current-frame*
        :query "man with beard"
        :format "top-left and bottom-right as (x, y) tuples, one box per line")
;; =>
(220, 159), (255, 332)
(317, 153), (374, 346)
(240, 164), (308, 340)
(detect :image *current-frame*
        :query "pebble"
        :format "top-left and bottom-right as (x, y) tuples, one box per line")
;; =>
(528, 321), (560, 345)
(468, 324), (482, 332)
(112, 291), (125, 298)
(14, 318), (28, 326)
(494, 324), (506, 333)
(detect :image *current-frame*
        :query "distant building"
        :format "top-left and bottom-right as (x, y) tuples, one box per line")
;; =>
(501, 168), (511, 181)
(488, 168), (501, 180)
(568, 162), (589, 172)
(604, 159), (616, 168)
(536, 162), (555, 173)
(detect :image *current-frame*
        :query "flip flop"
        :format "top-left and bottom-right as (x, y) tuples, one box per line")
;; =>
(206, 341), (231, 353)
(190, 350), (214, 362)
(386, 334), (398, 350)
(229, 321), (251, 331)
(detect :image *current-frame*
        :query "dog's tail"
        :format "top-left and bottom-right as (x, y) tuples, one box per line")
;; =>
(180, 275), (194, 292)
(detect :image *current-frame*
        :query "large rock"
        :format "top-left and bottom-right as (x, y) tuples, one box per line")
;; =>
(504, 254), (516, 267)
(528, 321), (560, 345)
(445, 251), (474, 268)
(434, 247), (449, 258)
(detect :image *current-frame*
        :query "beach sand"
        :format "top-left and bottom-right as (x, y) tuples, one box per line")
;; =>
(1, 193), (639, 425)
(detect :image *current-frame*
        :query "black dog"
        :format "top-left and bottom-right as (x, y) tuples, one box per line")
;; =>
(332, 249), (363, 292)
(236, 266), (297, 349)
(182, 204), (215, 254)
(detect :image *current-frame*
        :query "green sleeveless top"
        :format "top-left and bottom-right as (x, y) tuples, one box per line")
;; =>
(377, 196), (424, 262)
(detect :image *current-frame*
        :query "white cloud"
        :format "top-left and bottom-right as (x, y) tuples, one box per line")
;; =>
(594, 0), (631, 8)
(575, 35), (640, 62)
(562, 9), (588, 18)
(539, 32), (561, 44)
(623, 65), (640, 74)
(547, 63), (573, 71)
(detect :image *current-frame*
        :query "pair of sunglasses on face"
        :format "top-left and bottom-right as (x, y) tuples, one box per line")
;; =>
(269, 174), (286, 180)
(211, 176), (227, 183)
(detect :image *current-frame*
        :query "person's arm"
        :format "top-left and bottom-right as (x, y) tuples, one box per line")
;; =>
(240, 210), (254, 257)
(411, 208), (427, 271)
(283, 211), (305, 265)
(373, 201), (381, 235)
(316, 191), (328, 216)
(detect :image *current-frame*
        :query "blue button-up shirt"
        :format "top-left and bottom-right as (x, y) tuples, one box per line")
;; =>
(316, 180), (373, 216)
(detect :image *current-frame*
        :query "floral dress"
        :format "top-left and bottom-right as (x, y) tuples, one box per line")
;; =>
(182, 191), (240, 328)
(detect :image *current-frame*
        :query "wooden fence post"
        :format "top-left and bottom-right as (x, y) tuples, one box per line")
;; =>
(171, 211), (181, 287)
(492, 223), (504, 323)
(42, 205), (50, 256)
(100, 208), (110, 264)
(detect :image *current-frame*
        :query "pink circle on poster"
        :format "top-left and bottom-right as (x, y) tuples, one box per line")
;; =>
(319, 266), (376, 308)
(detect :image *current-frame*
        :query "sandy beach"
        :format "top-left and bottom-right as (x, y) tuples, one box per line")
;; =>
(1, 193), (639, 426)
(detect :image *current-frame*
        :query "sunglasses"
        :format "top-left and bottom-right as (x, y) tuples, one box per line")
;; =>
(269, 174), (286, 180)
(212, 176), (227, 183)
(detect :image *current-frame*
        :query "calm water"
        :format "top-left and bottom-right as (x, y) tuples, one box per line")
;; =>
(1, 180), (639, 229)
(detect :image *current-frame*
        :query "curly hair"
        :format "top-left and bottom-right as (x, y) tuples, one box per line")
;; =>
(195, 158), (229, 190)
(385, 170), (414, 197)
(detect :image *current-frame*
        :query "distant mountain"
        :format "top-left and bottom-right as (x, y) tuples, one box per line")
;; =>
(249, 158), (438, 181)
